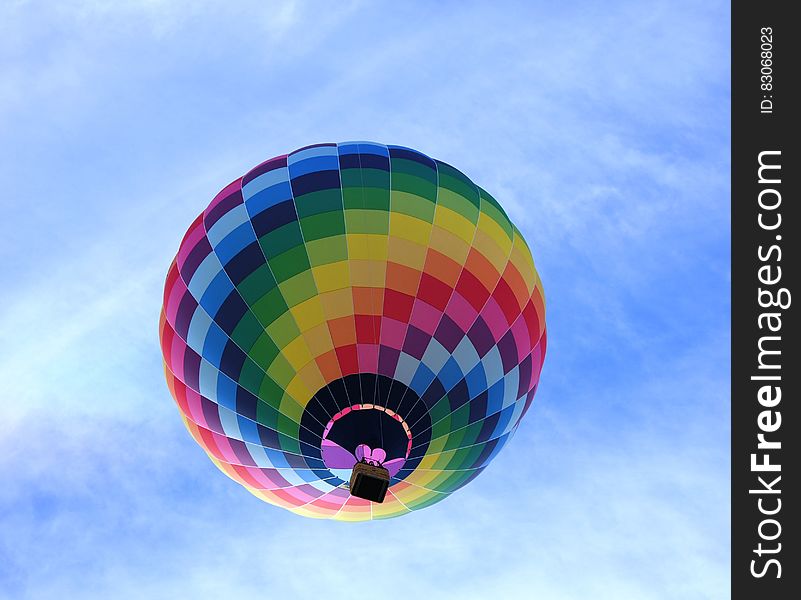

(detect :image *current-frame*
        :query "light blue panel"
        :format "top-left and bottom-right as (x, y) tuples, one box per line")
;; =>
(486, 379), (505, 415)
(410, 362), (436, 396)
(207, 203), (249, 246)
(215, 222), (256, 264)
(501, 367), (520, 408)
(197, 359), (219, 400)
(242, 167), (290, 199)
(481, 345), (505, 386)
(451, 336), (480, 375)
(201, 322), (228, 365)
(218, 404), (243, 440)
(245, 182), (293, 215)
(263, 447), (290, 469)
(420, 338), (450, 374)
(237, 416), (261, 447)
(186, 305), (212, 354)
(393, 352), (420, 388)
(288, 154), (339, 176)
(199, 270), (235, 316)
(248, 444), (279, 469)
(187, 251), (223, 300)
(464, 363), (488, 398)
(288, 145), (339, 162)
(436, 357), (464, 392)
(215, 373), (238, 412)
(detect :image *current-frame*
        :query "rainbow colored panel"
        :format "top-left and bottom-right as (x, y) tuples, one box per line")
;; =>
(160, 142), (547, 521)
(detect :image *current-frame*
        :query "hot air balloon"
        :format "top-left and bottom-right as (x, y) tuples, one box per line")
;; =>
(160, 142), (546, 520)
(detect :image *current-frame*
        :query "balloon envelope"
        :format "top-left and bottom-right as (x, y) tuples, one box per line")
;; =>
(160, 142), (547, 520)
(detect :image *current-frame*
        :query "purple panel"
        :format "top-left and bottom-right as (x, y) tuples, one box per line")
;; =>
(402, 325), (430, 360)
(467, 317), (495, 357)
(180, 236), (213, 282)
(497, 329), (519, 374)
(377, 345), (401, 377)
(433, 313), (464, 353)
(204, 188), (244, 230)
(242, 155), (288, 187)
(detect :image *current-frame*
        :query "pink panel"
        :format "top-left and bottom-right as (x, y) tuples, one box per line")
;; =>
(356, 344), (379, 373)
(409, 299), (441, 335)
(480, 296), (508, 341)
(379, 317), (407, 350)
(443, 291), (478, 332)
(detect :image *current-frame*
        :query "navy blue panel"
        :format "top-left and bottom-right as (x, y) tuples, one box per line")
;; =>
(290, 170), (341, 196)
(214, 293), (249, 335)
(235, 386), (258, 421)
(251, 200), (298, 237)
(225, 242), (265, 286)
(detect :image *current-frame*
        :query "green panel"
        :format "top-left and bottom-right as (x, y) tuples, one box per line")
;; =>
(390, 172), (438, 202)
(257, 376), (285, 410)
(390, 157), (438, 186)
(437, 162), (481, 209)
(265, 311), (301, 348)
(251, 287), (289, 325)
(390, 192), (436, 222)
(265, 352), (295, 386)
(305, 236), (349, 266)
(279, 270), (318, 306)
(229, 310), (263, 351)
(239, 356), (267, 396)
(269, 245), (311, 282)
(339, 170), (363, 190)
(358, 168), (390, 189)
(278, 432), (301, 454)
(300, 210), (346, 240)
(341, 186), (390, 210)
(478, 188), (514, 241)
(255, 399), (280, 430)
(343, 209), (390, 234)
(294, 189), (342, 218)
(426, 395), (451, 426)
(276, 412), (300, 437)
(237, 263), (277, 305)
(249, 333), (280, 368)
(259, 221), (305, 259)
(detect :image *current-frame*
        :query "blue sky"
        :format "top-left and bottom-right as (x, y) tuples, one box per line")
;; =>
(0, 1), (730, 598)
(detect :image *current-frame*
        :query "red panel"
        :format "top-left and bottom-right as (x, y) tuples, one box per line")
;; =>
(355, 314), (382, 344)
(455, 269), (491, 312)
(492, 276), (520, 325)
(383, 288), (415, 322)
(417, 272), (452, 311)
(335, 344), (359, 376)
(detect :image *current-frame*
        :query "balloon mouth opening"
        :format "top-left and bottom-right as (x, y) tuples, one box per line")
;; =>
(320, 405), (412, 478)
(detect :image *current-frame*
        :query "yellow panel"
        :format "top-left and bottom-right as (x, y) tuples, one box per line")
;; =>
(303, 322), (334, 357)
(312, 261), (350, 293)
(472, 228), (510, 275)
(389, 213), (430, 245)
(297, 360), (325, 395)
(285, 378), (312, 406)
(428, 226), (470, 264)
(433, 204), (475, 244)
(289, 295), (326, 331)
(349, 259), (387, 288)
(346, 233), (370, 259)
(279, 392), (305, 421)
(318, 288), (354, 320)
(282, 336), (312, 370)
(387, 236), (427, 270)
